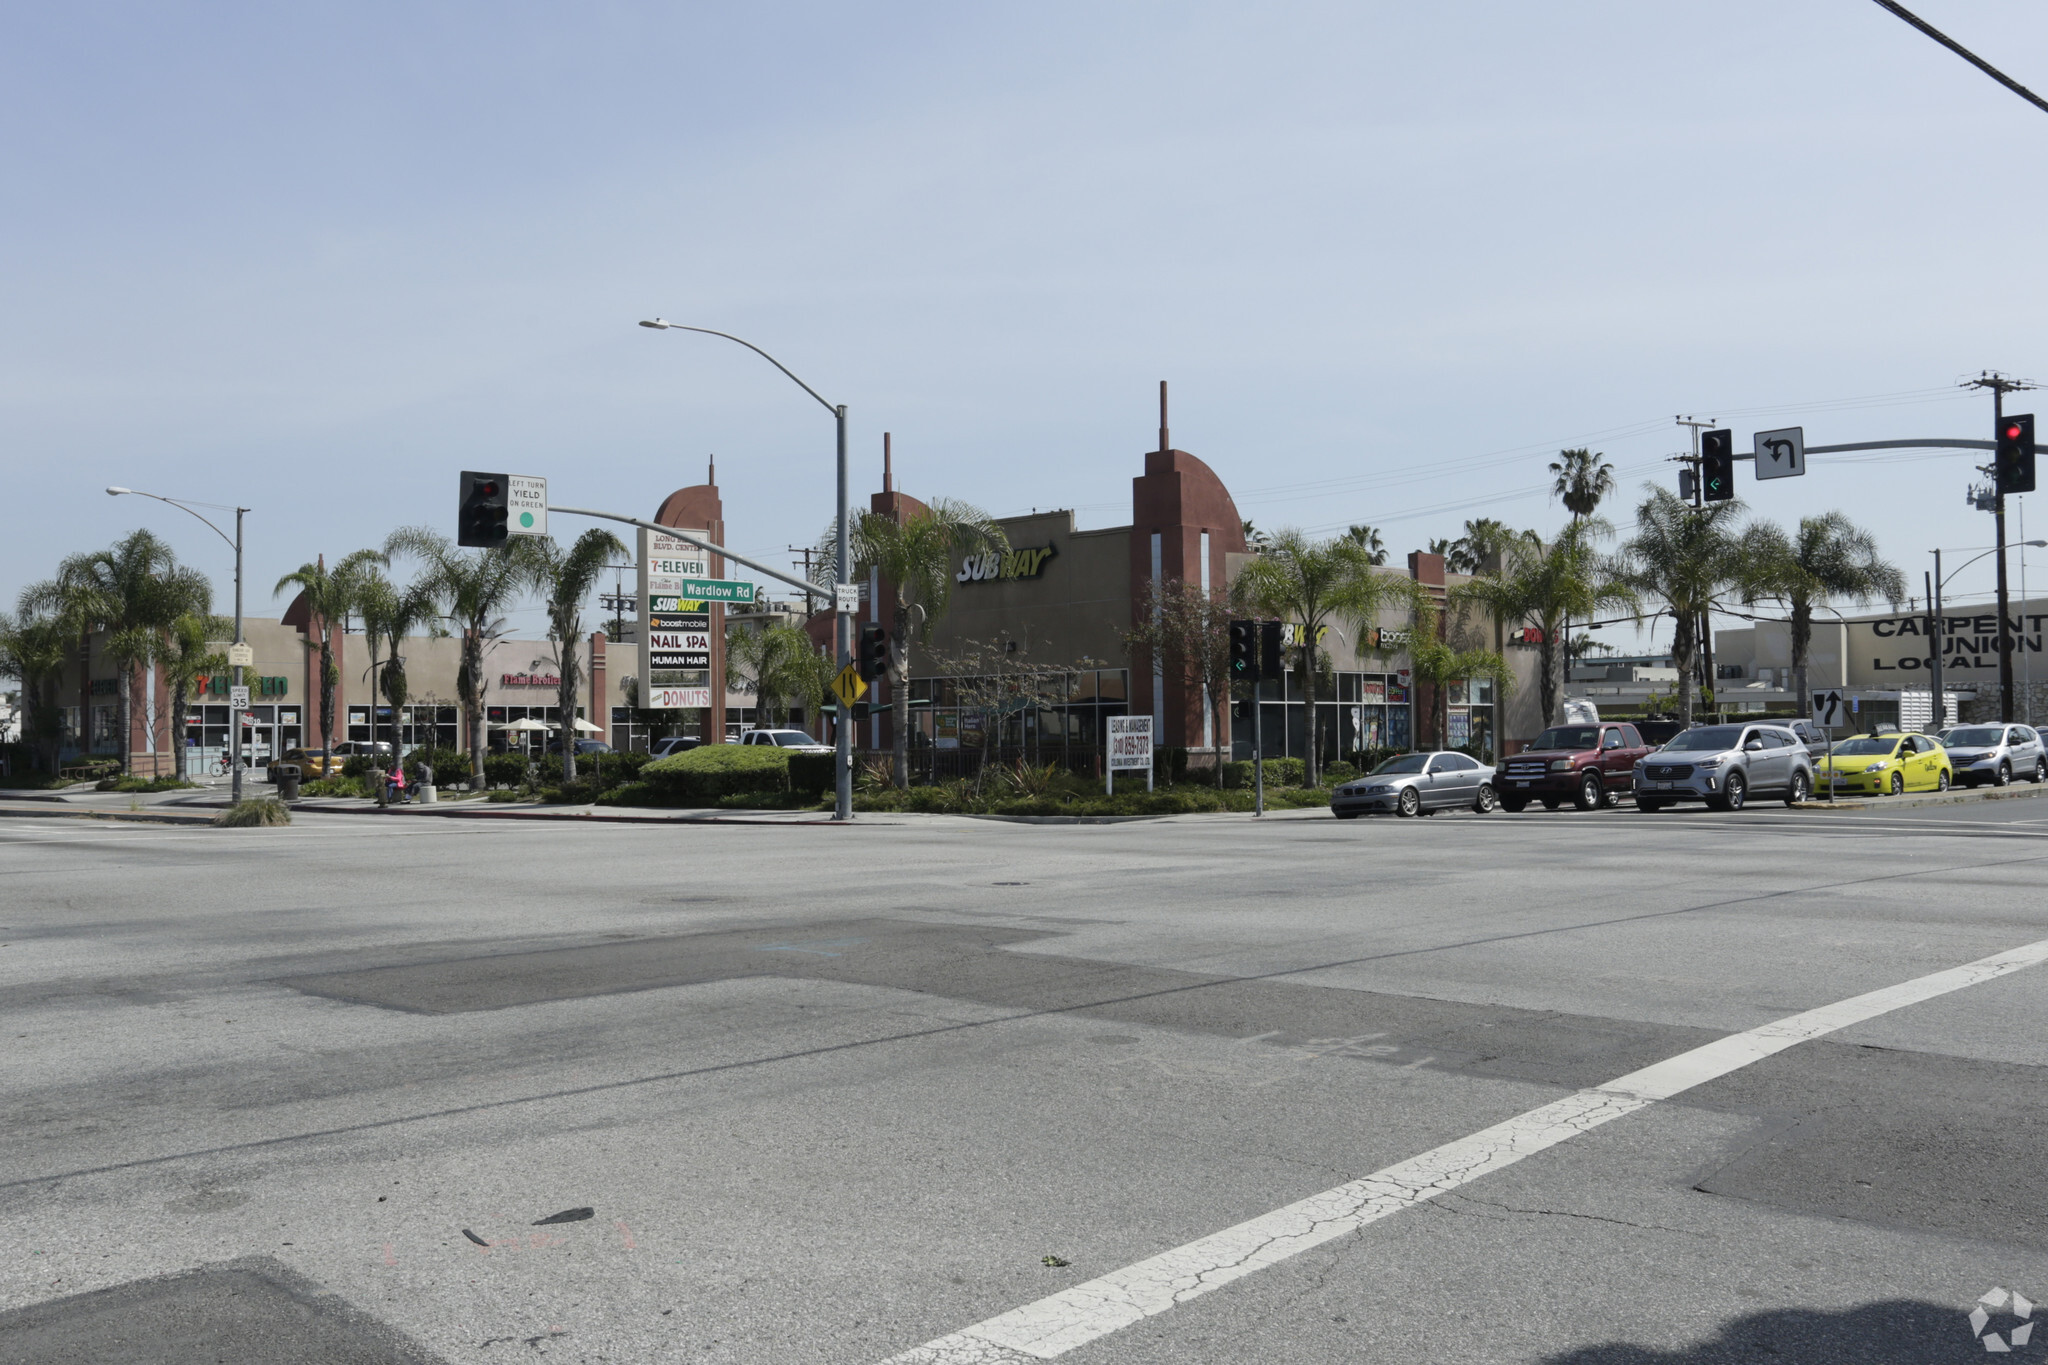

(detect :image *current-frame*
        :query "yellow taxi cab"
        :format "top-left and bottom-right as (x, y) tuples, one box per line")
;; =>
(1813, 731), (1953, 796)
(265, 747), (345, 779)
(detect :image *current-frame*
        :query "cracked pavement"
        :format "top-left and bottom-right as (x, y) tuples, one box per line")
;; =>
(1, 797), (2044, 1364)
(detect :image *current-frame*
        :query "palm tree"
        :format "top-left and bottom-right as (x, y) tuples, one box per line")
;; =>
(827, 500), (1006, 788)
(357, 572), (443, 802)
(728, 623), (834, 728)
(28, 531), (210, 775)
(1615, 488), (1748, 724)
(275, 549), (385, 772)
(1442, 518), (1529, 575)
(1343, 525), (1388, 566)
(1550, 448), (1616, 521)
(1407, 601), (1513, 753)
(386, 528), (539, 787)
(1454, 520), (1637, 728)
(159, 613), (229, 783)
(1241, 519), (1270, 552)
(0, 604), (74, 774)
(527, 528), (629, 783)
(1232, 529), (1419, 785)
(1741, 513), (1905, 705)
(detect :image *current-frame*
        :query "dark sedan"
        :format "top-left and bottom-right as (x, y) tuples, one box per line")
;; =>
(1332, 751), (1498, 818)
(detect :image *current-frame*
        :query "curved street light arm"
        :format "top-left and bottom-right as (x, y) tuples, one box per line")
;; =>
(108, 488), (244, 554)
(639, 321), (837, 416)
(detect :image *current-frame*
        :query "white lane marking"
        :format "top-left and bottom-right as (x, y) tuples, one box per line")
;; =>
(877, 933), (2048, 1364)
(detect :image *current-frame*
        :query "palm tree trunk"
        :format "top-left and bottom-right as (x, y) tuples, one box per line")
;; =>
(318, 631), (334, 770)
(1537, 630), (1560, 729)
(558, 642), (578, 784)
(172, 683), (189, 782)
(463, 629), (485, 789)
(1789, 599), (1813, 713)
(1301, 634), (1319, 786)
(1672, 612), (1697, 725)
(119, 660), (134, 777)
(891, 603), (911, 789)
(368, 639), (385, 806)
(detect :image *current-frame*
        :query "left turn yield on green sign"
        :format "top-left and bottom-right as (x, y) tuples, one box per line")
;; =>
(508, 475), (547, 536)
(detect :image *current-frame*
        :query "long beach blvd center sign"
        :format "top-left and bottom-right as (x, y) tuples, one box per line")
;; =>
(639, 529), (714, 709)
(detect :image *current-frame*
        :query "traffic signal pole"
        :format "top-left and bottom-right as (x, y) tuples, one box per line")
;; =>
(1963, 372), (2037, 723)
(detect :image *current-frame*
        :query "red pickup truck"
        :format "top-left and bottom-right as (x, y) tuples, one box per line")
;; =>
(1494, 722), (1653, 812)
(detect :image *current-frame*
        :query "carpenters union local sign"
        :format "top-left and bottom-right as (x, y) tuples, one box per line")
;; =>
(958, 544), (1056, 584)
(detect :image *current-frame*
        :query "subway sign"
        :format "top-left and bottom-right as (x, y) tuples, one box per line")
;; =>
(958, 543), (1057, 584)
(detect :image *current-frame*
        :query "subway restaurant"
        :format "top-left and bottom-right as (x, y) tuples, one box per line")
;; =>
(823, 438), (1541, 774)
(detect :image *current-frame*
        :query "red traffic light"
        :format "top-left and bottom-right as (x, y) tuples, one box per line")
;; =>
(478, 481), (499, 495)
(2007, 424), (2024, 441)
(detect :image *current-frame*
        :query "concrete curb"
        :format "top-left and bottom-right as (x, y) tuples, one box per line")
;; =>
(0, 803), (217, 826)
(1791, 781), (2048, 813)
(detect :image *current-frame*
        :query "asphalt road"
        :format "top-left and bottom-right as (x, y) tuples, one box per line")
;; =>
(2, 796), (2046, 1364)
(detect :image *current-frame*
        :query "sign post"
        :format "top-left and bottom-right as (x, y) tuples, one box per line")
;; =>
(1812, 688), (1844, 802)
(1107, 715), (1154, 796)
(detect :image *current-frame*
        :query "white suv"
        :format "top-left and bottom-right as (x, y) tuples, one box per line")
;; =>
(738, 729), (833, 754)
(1940, 724), (2047, 787)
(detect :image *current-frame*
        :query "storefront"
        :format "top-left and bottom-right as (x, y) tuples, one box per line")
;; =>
(826, 440), (1540, 772)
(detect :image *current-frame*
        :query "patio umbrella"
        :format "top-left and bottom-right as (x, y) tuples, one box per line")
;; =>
(494, 718), (551, 732)
(569, 717), (603, 732)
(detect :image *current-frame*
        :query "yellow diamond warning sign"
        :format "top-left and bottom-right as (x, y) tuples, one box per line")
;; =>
(830, 664), (868, 709)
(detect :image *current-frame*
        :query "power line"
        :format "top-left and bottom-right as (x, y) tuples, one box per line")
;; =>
(1868, 0), (2048, 116)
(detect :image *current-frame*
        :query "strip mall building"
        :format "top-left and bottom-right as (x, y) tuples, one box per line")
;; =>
(821, 440), (1546, 768)
(54, 445), (1546, 772)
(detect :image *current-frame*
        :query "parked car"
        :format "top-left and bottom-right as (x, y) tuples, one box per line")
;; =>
(649, 736), (702, 759)
(1633, 722), (1815, 811)
(1633, 718), (1688, 748)
(331, 740), (392, 759)
(1783, 719), (1832, 763)
(738, 728), (833, 754)
(263, 747), (343, 779)
(1938, 723), (2047, 787)
(1494, 722), (1652, 812)
(544, 738), (613, 756)
(1331, 751), (1497, 818)
(1813, 731), (1954, 797)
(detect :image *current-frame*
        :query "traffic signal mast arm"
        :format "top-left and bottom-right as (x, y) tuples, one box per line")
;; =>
(551, 505), (830, 602)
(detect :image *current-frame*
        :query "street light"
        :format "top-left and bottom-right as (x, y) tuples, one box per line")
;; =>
(106, 486), (250, 804)
(639, 318), (855, 822)
(1929, 540), (2048, 728)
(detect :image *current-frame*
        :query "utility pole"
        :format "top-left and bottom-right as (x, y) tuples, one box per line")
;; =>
(1962, 371), (2036, 722)
(1676, 416), (1718, 718)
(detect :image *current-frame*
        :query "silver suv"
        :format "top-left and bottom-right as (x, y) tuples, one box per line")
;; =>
(1633, 722), (1815, 812)
(1939, 724), (2047, 787)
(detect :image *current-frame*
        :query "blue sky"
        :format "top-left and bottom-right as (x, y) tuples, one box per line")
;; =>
(7, 1), (2048, 645)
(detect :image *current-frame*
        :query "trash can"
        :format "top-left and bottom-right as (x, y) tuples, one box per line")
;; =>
(417, 784), (437, 804)
(274, 763), (302, 800)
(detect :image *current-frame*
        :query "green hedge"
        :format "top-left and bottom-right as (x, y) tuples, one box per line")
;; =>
(643, 743), (791, 801)
(484, 753), (531, 788)
(1220, 757), (1307, 789)
(404, 747), (470, 785)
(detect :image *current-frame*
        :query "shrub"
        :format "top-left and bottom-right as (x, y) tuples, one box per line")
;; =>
(1153, 746), (1190, 785)
(1322, 760), (1359, 785)
(787, 750), (838, 795)
(404, 746), (470, 786)
(1220, 757), (1307, 789)
(643, 744), (791, 802)
(484, 753), (530, 788)
(214, 797), (291, 827)
(584, 749), (653, 787)
(342, 755), (374, 779)
(302, 776), (367, 798)
(595, 781), (664, 808)
(539, 777), (604, 804)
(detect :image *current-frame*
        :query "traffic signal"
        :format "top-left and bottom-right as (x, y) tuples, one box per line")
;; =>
(1232, 695), (1253, 722)
(1259, 620), (1283, 679)
(1229, 619), (1258, 681)
(1677, 468), (1697, 501)
(1997, 413), (2036, 495)
(458, 471), (509, 547)
(1700, 430), (1734, 502)
(858, 623), (889, 680)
